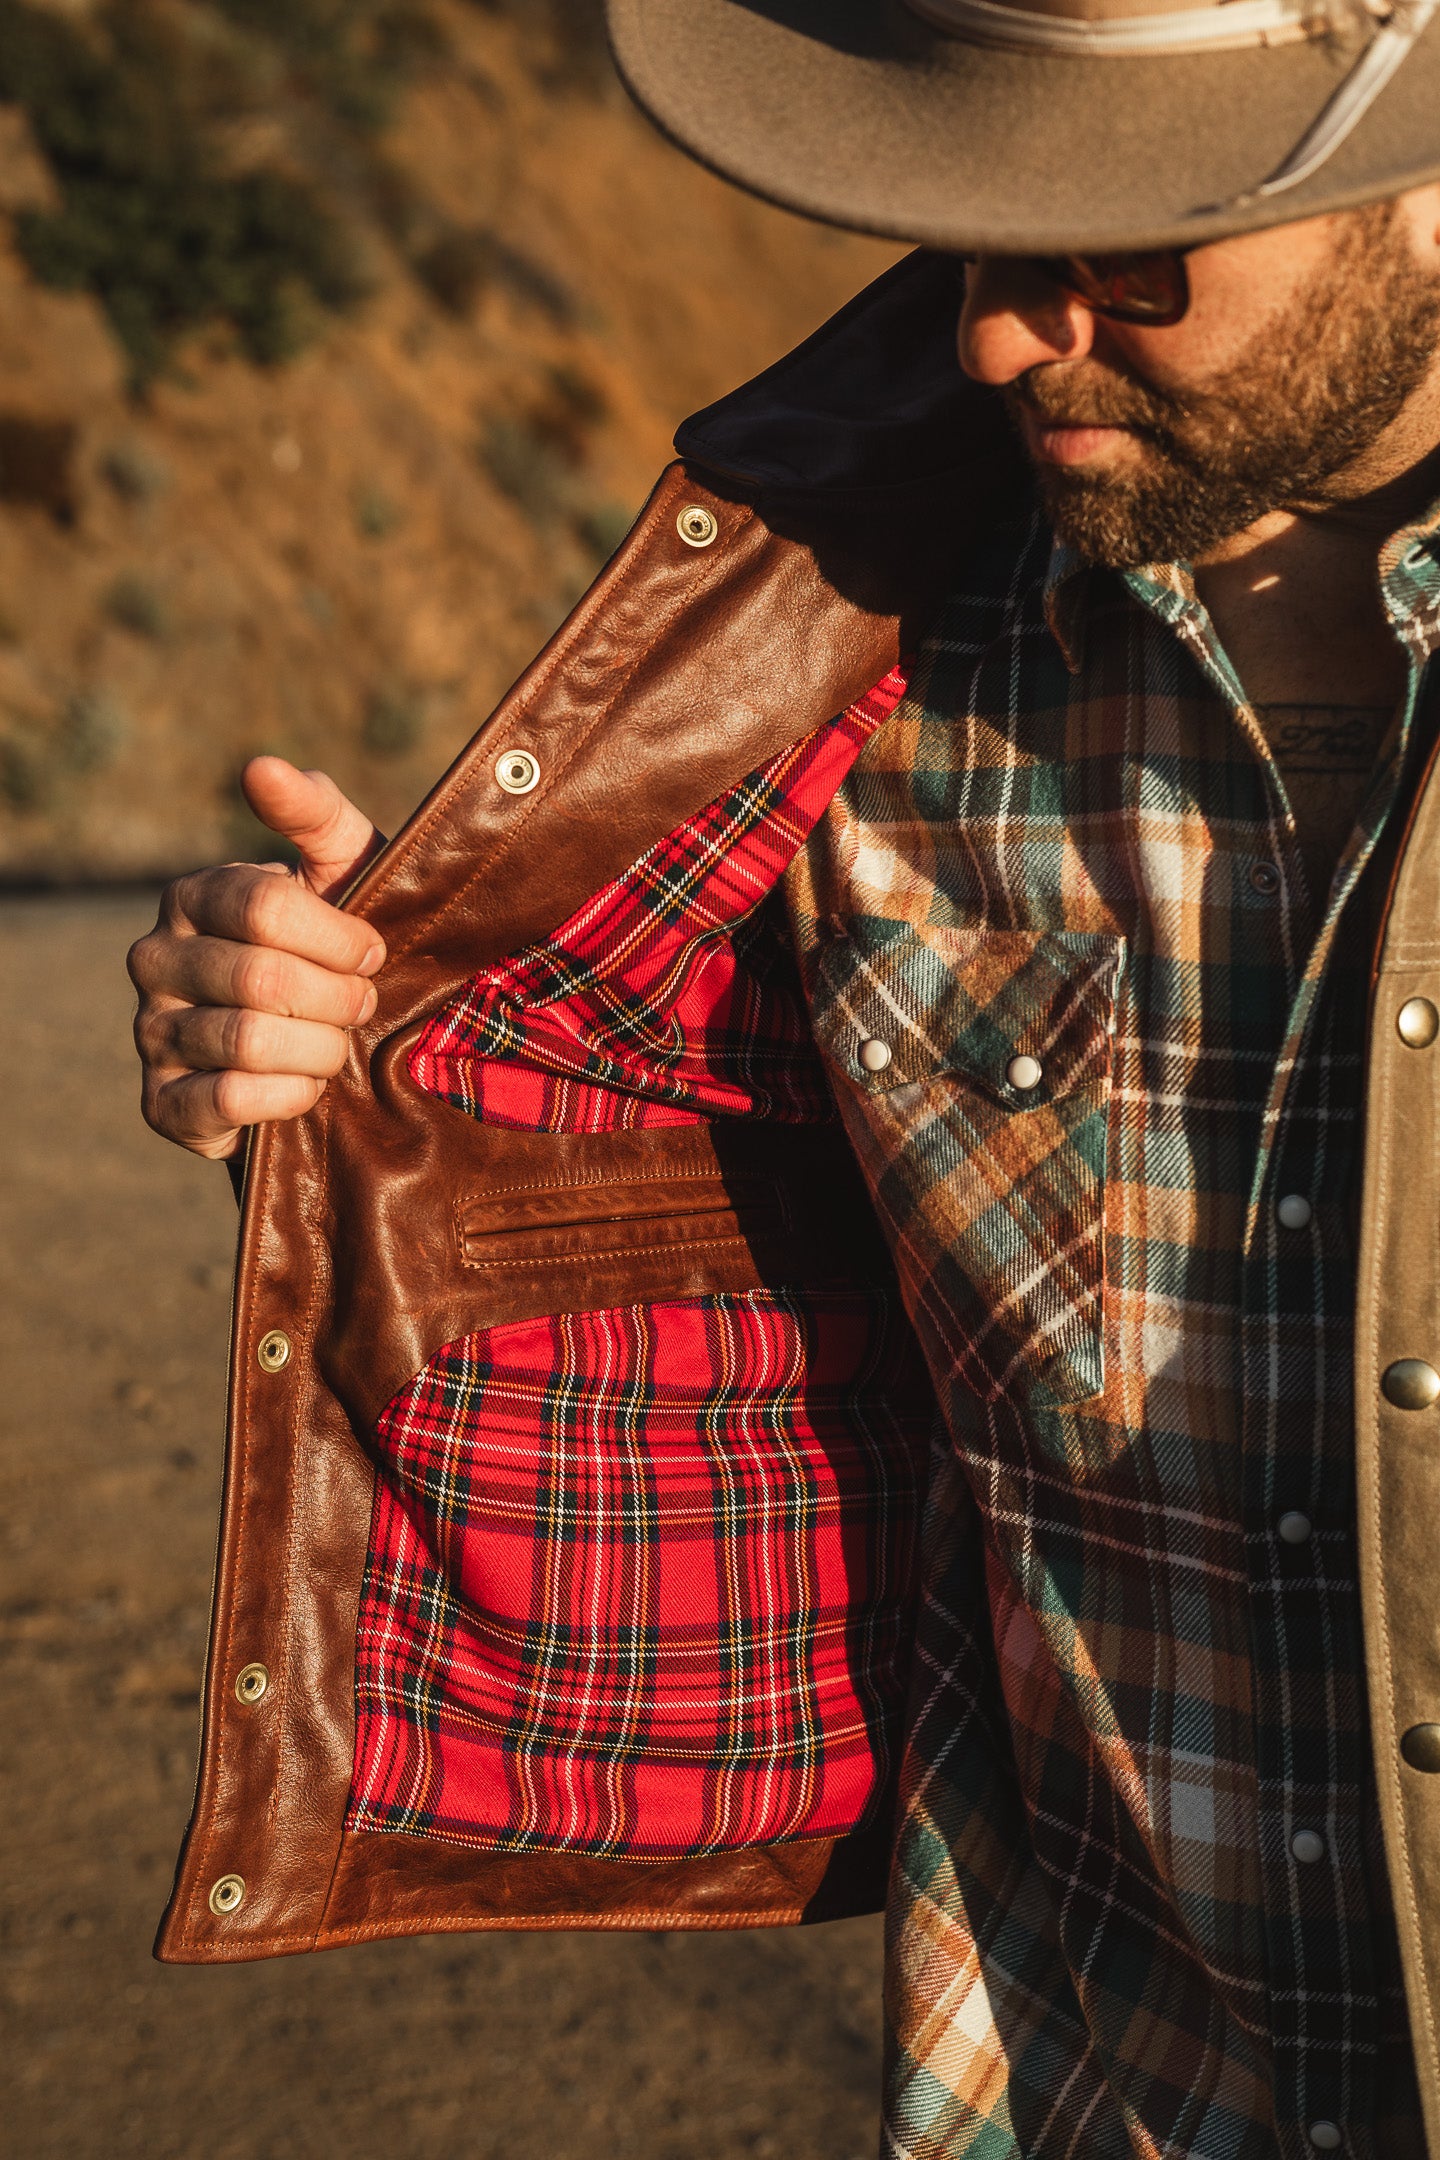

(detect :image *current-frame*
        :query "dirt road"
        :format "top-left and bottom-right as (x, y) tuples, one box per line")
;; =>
(0, 891), (883, 2160)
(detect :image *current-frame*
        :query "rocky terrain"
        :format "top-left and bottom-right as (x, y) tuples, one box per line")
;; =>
(0, 0), (895, 881)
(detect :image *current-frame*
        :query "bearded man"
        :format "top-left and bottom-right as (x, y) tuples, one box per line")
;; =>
(127, 3), (1440, 2154)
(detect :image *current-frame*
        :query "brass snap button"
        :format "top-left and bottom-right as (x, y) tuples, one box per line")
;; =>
(676, 505), (718, 549)
(1398, 996), (1439, 1048)
(1381, 1358), (1440, 1411)
(1007, 1055), (1043, 1092)
(235, 1662), (270, 1707)
(256, 1330), (291, 1374)
(495, 749), (541, 796)
(208, 1873), (246, 1916)
(1401, 1723), (1440, 1773)
(857, 1037), (892, 1074)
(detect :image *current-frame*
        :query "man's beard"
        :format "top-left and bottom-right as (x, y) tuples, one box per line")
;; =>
(1006, 204), (1440, 568)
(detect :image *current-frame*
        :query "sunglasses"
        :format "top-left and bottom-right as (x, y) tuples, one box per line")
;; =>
(961, 249), (1192, 327)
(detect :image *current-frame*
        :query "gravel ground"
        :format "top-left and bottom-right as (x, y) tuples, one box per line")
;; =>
(0, 890), (884, 2160)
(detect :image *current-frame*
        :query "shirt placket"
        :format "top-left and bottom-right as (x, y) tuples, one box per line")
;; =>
(1123, 560), (1434, 2160)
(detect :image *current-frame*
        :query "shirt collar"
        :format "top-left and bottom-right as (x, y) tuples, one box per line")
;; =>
(1041, 539), (1095, 674)
(1043, 493), (1440, 674)
(1377, 492), (1440, 661)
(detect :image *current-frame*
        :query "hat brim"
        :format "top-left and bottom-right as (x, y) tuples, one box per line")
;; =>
(606, 0), (1440, 253)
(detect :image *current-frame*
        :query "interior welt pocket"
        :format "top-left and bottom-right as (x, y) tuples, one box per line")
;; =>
(457, 1172), (790, 1270)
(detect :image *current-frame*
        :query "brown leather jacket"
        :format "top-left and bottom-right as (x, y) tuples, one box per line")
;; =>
(154, 247), (1440, 2151)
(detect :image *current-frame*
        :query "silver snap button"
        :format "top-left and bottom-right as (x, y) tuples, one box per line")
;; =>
(676, 505), (718, 548)
(1306, 2125), (1342, 2152)
(235, 1662), (270, 1707)
(1398, 996), (1439, 1048)
(1381, 1358), (1440, 1411)
(495, 749), (541, 796)
(256, 1330), (291, 1374)
(1007, 1055), (1043, 1092)
(1277, 1511), (1313, 1546)
(1276, 1194), (1313, 1231)
(1250, 861), (1281, 897)
(857, 1038), (892, 1075)
(1290, 1827), (1325, 1865)
(208, 1873), (246, 1916)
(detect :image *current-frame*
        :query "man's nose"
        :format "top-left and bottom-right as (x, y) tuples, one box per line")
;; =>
(958, 259), (1099, 383)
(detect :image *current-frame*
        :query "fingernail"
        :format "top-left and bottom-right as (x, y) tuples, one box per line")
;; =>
(360, 984), (378, 1021)
(358, 942), (385, 977)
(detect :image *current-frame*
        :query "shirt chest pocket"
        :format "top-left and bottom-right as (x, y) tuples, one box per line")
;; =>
(809, 920), (1125, 1409)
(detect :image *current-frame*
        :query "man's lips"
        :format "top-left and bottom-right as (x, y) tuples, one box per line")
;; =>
(1017, 406), (1137, 466)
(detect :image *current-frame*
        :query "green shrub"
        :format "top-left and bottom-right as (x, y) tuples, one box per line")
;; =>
(210, 0), (448, 130)
(0, 0), (373, 382)
(478, 414), (570, 524)
(0, 735), (44, 812)
(415, 225), (576, 324)
(61, 688), (128, 771)
(103, 571), (171, 640)
(100, 437), (172, 503)
(363, 686), (425, 757)
(574, 497), (633, 565)
(467, 0), (613, 95)
(352, 481), (401, 538)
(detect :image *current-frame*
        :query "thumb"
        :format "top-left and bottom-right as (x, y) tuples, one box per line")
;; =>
(241, 756), (384, 901)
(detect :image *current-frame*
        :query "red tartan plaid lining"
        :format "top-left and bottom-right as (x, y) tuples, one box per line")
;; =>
(408, 668), (908, 1133)
(350, 672), (926, 1860)
(348, 1292), (932, 1857)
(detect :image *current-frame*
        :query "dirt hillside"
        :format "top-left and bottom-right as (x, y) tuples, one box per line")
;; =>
(0, 0), (897, 881)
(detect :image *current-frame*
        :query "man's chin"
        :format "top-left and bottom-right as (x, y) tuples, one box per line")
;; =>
(1035, 468), (1169, 570)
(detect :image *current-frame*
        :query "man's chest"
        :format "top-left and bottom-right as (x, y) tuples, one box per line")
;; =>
(781, 569), (1381, 1438)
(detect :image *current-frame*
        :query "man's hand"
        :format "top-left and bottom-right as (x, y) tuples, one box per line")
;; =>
(128, 758), (387, 1160)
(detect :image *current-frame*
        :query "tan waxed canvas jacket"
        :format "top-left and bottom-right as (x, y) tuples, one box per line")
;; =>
(153, 250), (1440, 2151)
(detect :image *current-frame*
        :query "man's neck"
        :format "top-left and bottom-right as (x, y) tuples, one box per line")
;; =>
(1189, 366), (1440, 709)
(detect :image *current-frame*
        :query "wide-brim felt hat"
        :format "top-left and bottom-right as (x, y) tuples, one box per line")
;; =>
(606, 0), (1440, 253)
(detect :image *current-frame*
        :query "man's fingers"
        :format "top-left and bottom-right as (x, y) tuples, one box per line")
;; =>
(129, 774), (386, 1163)
(241, 756), (384, 901)
(142, 1067), (329, 1159)
(133, 934), (379, 1028)
(154, 862), (384, 978)
(143, 1004), (355, 1080)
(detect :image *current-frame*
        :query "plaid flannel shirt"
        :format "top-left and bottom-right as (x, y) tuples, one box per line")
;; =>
(785, 502), (1440, 2160)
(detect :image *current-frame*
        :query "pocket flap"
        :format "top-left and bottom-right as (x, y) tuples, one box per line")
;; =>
(812, 920), (1124, 1107)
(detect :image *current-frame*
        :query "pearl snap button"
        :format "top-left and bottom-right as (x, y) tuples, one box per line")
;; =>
(256, 1330), (291, 1374)
(857, 1038), (892, 1074)
(1306, 2124), (1341, 2152)
(495, 749), (541, 796)
(1290, 1828), (1325, 1865)
(1006, 1055), (1043, 1092)
(1250, 861), (1281, 896)
(676, 505), (719, 548)
(1277, 1511), (1313, 1545)
(1382, 1358), (1440, 1411)
(1398, 996), (1439, 1048)
(208, 1874), (246, 1916)
(1276, 1194), (1313, 1231)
